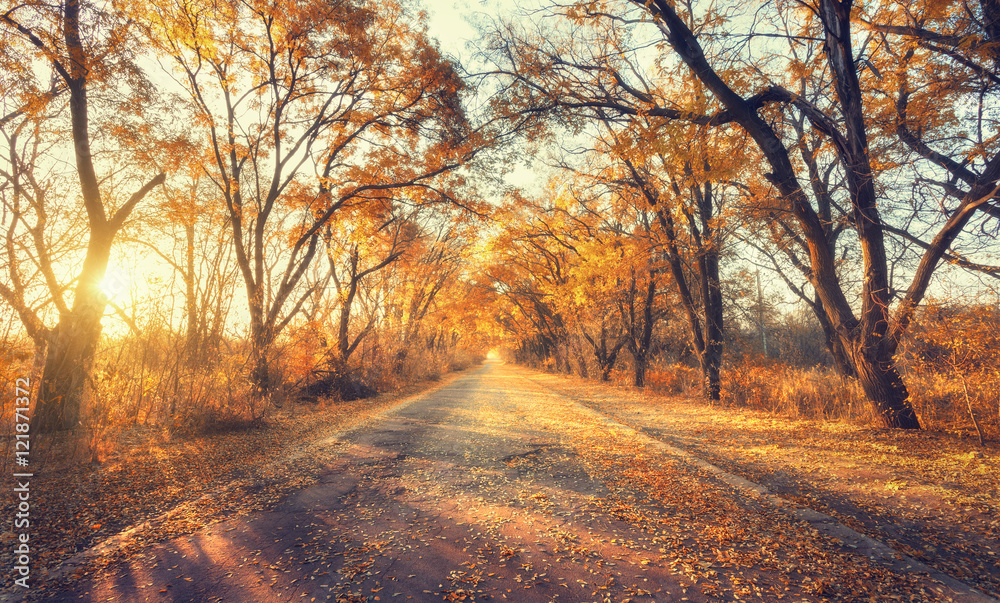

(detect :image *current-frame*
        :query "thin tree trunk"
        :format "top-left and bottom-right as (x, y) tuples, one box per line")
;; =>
(632, 349), (648, 387)
(184, 222), (199, 360)
(574, 339), (589, 378)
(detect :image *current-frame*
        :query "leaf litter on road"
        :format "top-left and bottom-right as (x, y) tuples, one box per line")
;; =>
(13, 363), (996, 602)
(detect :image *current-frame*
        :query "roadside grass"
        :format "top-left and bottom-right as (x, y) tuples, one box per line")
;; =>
(635, 358), (1000, 443)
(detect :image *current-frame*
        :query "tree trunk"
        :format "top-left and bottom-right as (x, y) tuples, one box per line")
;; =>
(598, 343), (622, 381)
(699, 203), (724, 402)
(632, 349), (648, 387)
(337, 295), (353, 371)
(849, 345), (921, 429)
(699, 343), (721, 400)
(35, 315), (101, 432)
(34, 243), (111, 432)
(582, 322), (624, 382)
(249, 312), (276, 396)
(574, 340), (589, 378)
(557, 343), (572, 374)
(184, 222), (200, 361)
(812, 297), (857, 378)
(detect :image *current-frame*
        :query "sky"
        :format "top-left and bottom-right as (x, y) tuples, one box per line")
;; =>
(423, 0), (484, 60)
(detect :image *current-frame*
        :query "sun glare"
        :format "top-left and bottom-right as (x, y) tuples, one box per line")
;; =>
(99, 270), (130, 300)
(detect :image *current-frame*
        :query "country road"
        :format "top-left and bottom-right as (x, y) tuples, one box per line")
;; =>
(51, 360), (991, 602)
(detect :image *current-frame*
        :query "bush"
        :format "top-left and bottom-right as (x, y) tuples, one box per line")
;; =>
(901, 301), (1000, 441)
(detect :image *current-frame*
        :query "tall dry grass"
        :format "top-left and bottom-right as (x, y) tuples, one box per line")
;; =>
(717, 356), (999, 440)
(719, 357), (872, 422)
(0, 317), (480, 469)
(644, 364), (703, 396)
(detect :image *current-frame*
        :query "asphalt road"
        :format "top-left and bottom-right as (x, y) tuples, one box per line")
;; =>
(51, 360), (989, 602)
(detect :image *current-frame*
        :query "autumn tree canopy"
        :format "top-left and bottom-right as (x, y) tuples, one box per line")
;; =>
(480, 0), (1000, 429)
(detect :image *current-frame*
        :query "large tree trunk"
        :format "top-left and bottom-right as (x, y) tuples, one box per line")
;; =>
(627, 274), (657, 388)
(34, 236), (112, 432)
(699, 309), (723, 401)
(336, 289), (354, 373)
(849, 345), (920, 429)
(632, 348), (648, 387)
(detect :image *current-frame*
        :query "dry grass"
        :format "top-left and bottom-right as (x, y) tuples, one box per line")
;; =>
(717, 358), (999, 441)
(571, 346), (1000, 442)
(644, 363), (702, 396)
(906, 367), (1000, 441)
(720, 358), (872, 423)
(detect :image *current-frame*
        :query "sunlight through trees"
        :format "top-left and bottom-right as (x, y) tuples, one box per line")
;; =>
(1, 0), (998, 445)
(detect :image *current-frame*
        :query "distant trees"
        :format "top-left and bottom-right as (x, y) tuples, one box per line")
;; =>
(486, 191), (576, 373)
(484, 178), (676, 386)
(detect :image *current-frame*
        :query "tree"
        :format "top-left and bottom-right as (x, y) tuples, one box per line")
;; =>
(2, 0), (166, 432)
(624, 0), (1000, 428)
(389, 218), (470, 371)
(127, 143), (239, 363)
(567, 178), (670, 388)
(484, 0), (1000, 428)
(602, 118), (734, 398)
(145, 0), (477, 394)
(321, 202), (414, 375)
(485, 192), (575, 371)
